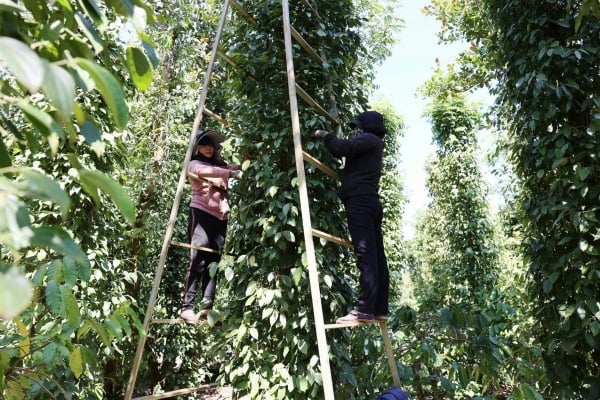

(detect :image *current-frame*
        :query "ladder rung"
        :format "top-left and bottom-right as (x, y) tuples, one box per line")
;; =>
(203, 107), (230, 126)
(324, 320), (385, 330)
(217, 49), (236, 67)
(151, 318), (190, 324)
(291, 26), (324, 63)
(302, 151), (341, 181)
(231, 0), (256, 25)
(311, 228), (352, 248)
(295, 83), (339, 124)
(131, 383), (217, 400)
(170, 241), (221, 254)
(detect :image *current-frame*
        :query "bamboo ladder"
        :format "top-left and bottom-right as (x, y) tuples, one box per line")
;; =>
(124, 1), (400, 399)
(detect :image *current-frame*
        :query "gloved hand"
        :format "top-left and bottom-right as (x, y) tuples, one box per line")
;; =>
(229, 170), (243, 179)
(312, 129), (331, 139)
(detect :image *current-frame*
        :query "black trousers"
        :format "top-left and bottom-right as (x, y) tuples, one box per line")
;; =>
(343, 195), (389, 315)
(182, 207), (227, 311)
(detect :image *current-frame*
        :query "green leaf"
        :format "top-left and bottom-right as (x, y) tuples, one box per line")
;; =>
(291, 267), (303, 285)
(80, 120), (105, 156)
(42, 64), (76, 118)
(74, 11), (104, 54)
(440, 377), (454, 392)
(249, 327), (259, 339)
(245, 280), (257, 296)
(73, 58), (129, 130)
(79, 169), (135, 223)
(80, 119), (102, 144)
(125, 46), (152, 91)
(0, 0), (26, 13)
(130, 5), (148, 32)
(61, 286), (80, 328)
(17, 100), (65, 153)
(0, 267), (33, 320)
(62, 258), (79, 286)
(86, 319), (111, 346)
(0, 132), (12, 168)
(106, 0), (134, 16)
(104, 317), (122, 340)
(13, 169), (70, 218)
(45, 280), (61, 314)
(76, 0), (106, 24)
(0, 36), (46, 92)
(113, 313), (132, 337)
(131, 0), (155, 23)
(1, 113), (24, 141)
(69, 346), (84, 378)
(543, 271), (559, 293)
(578, 166), (591, 181)
(140, 32), (159, 67)
(77, 260), (92, 282)
(54, 0), (73, 12)
(225, 266), (234, 281)
(30, 226), (89, 267)
(298, 340), (308, 354)
(521, 382), (544, 400)
(0, 192), (33, 249)
(126, 306), (144, 334)
(282, 230), (295, 242)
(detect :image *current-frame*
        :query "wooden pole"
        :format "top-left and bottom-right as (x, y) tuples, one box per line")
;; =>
(380, 321), (401, 387)
(281, 1), (335, 399)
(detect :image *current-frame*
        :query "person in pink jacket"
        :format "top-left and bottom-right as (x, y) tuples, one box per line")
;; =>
(180, 130), (242, 324)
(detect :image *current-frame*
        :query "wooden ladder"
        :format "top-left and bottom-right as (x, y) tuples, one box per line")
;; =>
(124, 1), (400, 399)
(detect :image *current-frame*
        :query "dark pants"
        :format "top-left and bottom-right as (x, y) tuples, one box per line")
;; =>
(344, 195), (389, 315)
(182, 207), (227, 311)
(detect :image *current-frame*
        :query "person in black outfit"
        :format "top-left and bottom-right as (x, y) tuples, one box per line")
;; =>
(314, 111), (389, 323)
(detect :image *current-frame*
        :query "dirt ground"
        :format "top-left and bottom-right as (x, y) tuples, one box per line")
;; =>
(196, 386), (234, 399)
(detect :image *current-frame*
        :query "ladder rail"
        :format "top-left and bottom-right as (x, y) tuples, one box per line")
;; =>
(281, 1), (335, 399)
(124, 1), (232, 398)
(380, 321), (402, 387)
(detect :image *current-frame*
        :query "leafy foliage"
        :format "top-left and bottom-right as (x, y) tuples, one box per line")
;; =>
(420, 95), (498, 307)
(486, 2), (600, 397)
(397, 95), (511, 399)
(0, 0), (154, 398)
(421, 0), (600, 398)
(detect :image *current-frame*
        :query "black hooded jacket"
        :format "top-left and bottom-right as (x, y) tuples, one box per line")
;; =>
(324, 131), (384, 200)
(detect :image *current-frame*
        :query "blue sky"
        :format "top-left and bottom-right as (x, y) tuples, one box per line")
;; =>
(372, 1), (469, 237)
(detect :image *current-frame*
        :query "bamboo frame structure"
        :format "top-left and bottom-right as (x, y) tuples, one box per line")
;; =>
(126, 2), (400, 399)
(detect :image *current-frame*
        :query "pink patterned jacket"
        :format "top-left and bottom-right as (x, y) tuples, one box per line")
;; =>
(188, 160), (240, 220)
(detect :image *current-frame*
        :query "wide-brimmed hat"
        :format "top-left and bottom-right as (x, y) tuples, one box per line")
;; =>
(195, 130), (224, 146)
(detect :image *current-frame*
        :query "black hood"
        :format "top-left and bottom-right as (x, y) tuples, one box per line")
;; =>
(348, 111), (386, 138)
